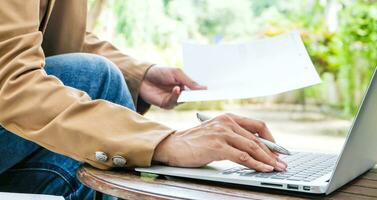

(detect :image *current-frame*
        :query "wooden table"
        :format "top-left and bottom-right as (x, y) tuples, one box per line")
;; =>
(77, 165), (377, 200)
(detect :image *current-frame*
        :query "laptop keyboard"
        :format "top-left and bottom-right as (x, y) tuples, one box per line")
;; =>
(222, 152), (338, 182)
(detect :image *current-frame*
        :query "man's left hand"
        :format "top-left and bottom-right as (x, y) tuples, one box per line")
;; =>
(140, 65), (206, 109)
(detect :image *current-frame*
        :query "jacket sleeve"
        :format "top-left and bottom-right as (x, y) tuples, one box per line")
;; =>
(0, 0), (174, 169)
(82, 32), (151, 114)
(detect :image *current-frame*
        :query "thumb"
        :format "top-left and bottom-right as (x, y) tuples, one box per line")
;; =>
(161, 86), (181, 109)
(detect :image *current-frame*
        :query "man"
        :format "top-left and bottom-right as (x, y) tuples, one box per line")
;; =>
(0, 0), (287, 199)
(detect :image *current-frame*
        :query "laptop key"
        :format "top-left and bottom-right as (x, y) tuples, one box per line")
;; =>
(294, 175), (308, 178)
(271, 176), (287, 179)
(255, 174), (272, 178)
(287, 178), (302, 181)
(240, 172), (256, 176)
(237, 169), (255, 174)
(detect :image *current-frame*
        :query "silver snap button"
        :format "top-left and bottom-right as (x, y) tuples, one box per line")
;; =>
(95, 151), (108, 162)
(112, 155), (127, 167)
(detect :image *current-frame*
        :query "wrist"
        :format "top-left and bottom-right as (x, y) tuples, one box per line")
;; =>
(153, 132), (173, 164)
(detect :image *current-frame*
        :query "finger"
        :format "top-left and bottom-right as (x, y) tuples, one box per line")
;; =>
(225, 117), (278, 159)
(174, 69), (207, 90)
(278, 157), (288, 168)
(225, 132), (286, 171)
(232, 121), (285, 166)
(227, 114), (275, 143)
(161, 86), (181, 109)
(224, 145), (274, 172)
(218, 115), (279, 160)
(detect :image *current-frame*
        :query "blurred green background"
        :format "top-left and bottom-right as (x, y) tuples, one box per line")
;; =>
(88, 0), (376, 118)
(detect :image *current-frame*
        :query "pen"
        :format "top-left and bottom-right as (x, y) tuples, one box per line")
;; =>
(196, 113), (291, 155)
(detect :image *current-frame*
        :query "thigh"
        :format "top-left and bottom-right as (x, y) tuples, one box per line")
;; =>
(0, 149), (93, 200)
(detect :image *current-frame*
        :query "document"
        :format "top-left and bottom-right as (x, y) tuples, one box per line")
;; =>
(177, 32), (321, 102)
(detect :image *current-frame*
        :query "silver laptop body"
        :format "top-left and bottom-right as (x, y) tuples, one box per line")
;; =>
(136, 68), (377, 195)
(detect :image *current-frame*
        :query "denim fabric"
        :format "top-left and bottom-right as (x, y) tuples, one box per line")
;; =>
(0, 53), (135, 200)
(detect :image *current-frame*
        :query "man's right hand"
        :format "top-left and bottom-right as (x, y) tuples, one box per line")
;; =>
(152, 113), (287, 172)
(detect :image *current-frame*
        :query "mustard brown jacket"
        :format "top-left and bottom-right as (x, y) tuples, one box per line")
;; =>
(0, 0), (174, 169)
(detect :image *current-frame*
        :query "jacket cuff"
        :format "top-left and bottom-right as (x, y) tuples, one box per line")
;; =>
(86, 124), (175, 169)
(116, 61), (153, 115)
(134, 64), (153, 115)
(137, 97), (152, 115)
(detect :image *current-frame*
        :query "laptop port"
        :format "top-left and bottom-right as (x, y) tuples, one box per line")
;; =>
(261, 182), (283, 188)
(287, 184), (299, 190)
(303, 186), (311, 191)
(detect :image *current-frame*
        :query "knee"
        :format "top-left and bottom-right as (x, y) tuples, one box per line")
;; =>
(79, 53), (124, 85)
(76, 54), (135, 110)
(74, 53), (128, 92)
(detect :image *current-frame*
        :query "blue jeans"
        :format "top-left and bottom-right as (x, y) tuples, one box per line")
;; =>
(0, 53), (136, 200)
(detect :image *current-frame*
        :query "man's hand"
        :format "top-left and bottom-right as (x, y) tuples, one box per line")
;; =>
(153, 113), (287, 172)
(140, 65), (206, 109)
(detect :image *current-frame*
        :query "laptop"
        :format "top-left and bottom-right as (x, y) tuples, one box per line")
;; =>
(136, 68), (377, 195)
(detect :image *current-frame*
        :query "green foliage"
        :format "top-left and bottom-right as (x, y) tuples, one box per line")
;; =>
(174, 101), (224, 111)
(90, 0), (376, 115)
(303, 1), (377, 115)
(337, 2), (377, 115)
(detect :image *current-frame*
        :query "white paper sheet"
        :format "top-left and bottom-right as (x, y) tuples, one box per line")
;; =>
(177, 32), (321, 102)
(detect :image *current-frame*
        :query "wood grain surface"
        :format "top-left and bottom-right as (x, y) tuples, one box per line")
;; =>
(77, 165), (377, 200)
